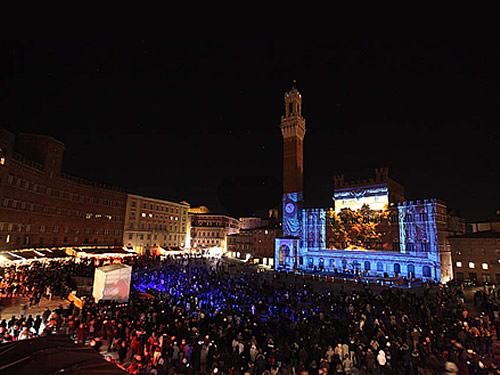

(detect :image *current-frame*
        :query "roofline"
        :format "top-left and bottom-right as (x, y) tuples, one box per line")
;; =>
(127, 194), (190, 207)
(18, 132), (65, 147)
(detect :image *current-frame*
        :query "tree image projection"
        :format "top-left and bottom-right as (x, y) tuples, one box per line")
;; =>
(326, 204), (389, 250)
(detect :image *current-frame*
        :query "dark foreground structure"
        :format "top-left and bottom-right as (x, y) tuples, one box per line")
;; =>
(0, 334), (125, 374)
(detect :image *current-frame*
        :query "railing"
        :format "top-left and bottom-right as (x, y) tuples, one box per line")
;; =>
(12, 152), (44, 171)
(61, 173), (126, 192)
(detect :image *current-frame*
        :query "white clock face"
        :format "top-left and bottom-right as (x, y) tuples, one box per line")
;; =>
(285, 202), (295, 214)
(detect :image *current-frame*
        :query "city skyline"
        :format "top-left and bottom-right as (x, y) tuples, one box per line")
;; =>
(1, 39), (499, 220)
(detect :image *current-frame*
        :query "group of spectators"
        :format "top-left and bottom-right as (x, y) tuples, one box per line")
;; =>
(1, 255), (500, 374)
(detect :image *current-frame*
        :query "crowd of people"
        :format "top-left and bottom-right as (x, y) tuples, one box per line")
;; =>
(1, 255), (500, 374)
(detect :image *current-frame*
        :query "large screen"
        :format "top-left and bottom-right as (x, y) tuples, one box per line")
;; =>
(325, 204), (396, 250)
(334, 185), (389, 212)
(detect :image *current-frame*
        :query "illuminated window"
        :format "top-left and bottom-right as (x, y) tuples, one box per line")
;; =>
(482, 263), (489, 270)
(265, 230), (268, 235)
(469, 262), (475, 269)
(141, 212), (146, 217)
(0, 147), (7, 165)
(456, 261), (462, 268)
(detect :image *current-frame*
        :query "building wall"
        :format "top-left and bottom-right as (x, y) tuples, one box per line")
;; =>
(123, 194), (189, 254)
(333, 167), (405, 208)
(239, 217), (263, 230)
(0, 131), (127, 250)
(227, 231), (253, 257)
(253, 227), (280, 258)
(190, 214), (240, 252)
(470, 221), (500, 233)
(448, 236), (500, 284)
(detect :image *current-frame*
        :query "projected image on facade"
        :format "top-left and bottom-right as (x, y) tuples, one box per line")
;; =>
(334, 185), (389, 212)
(325, 204), (394, 250)
(282, 192), (302, 237)
(398, 200), (439, 256)
(302, 208), (326, 250)
(275, 238), (298, 271)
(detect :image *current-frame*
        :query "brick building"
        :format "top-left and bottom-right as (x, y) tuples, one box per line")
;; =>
(448, 232), (500, 285)
(189, 213), (240, 252)
(448, 216), (500, 285)
(227, 224), (280, 265)
(0, 129), (127, 250)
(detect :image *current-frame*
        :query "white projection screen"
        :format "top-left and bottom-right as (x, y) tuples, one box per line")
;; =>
(92, 263), (132, 303)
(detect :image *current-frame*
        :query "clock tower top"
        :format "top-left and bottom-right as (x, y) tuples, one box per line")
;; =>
(280, 85), (306, 141)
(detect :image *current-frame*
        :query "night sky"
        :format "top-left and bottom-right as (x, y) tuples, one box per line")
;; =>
(1, 39), (498, 221)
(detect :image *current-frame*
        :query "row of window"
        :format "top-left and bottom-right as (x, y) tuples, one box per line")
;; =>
(128, 233), (181, 241)
(192, 239), (221, 245)
(0, 222), (122, 236)
(192, 230), (223, 238)
(128, 242), (183, 248)
(128, 223), (183, 232)
(137, 212), (183, 221)
(2, 198), (122, 222)
(455, 261), (493, 270)
(2, 234), (120, 246)
(193, 220), (240, 228)
(7, 174), (124, 208)
(131, 200), (185, 215)
(401, 213), (430, 222)
(301, 258), (433, 277)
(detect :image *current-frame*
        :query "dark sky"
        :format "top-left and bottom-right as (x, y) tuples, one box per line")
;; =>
(1, 39), (499, 221)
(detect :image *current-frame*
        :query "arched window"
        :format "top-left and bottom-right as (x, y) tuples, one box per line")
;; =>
(422, 265), (431, 277)
(377, 262), (384, 272)
(319, 258), (325, 269)
(364, 261), (371, 271)
(394, 263), (401, 275)
(342, 258), (347, 270)
(407, 264), (415, 278)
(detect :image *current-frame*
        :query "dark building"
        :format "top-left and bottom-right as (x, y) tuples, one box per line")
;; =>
(0, 129), (127, 250)
(448, 215), (500, 285)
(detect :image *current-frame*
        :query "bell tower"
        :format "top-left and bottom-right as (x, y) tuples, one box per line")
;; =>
(280, 84), (306, 237)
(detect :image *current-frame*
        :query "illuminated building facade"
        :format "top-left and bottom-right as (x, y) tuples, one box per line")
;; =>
(123, 194), (189, 254)
(189, 213), (240, 252)
(0, 129), (126, 250)
(274, 89), (459, 282)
